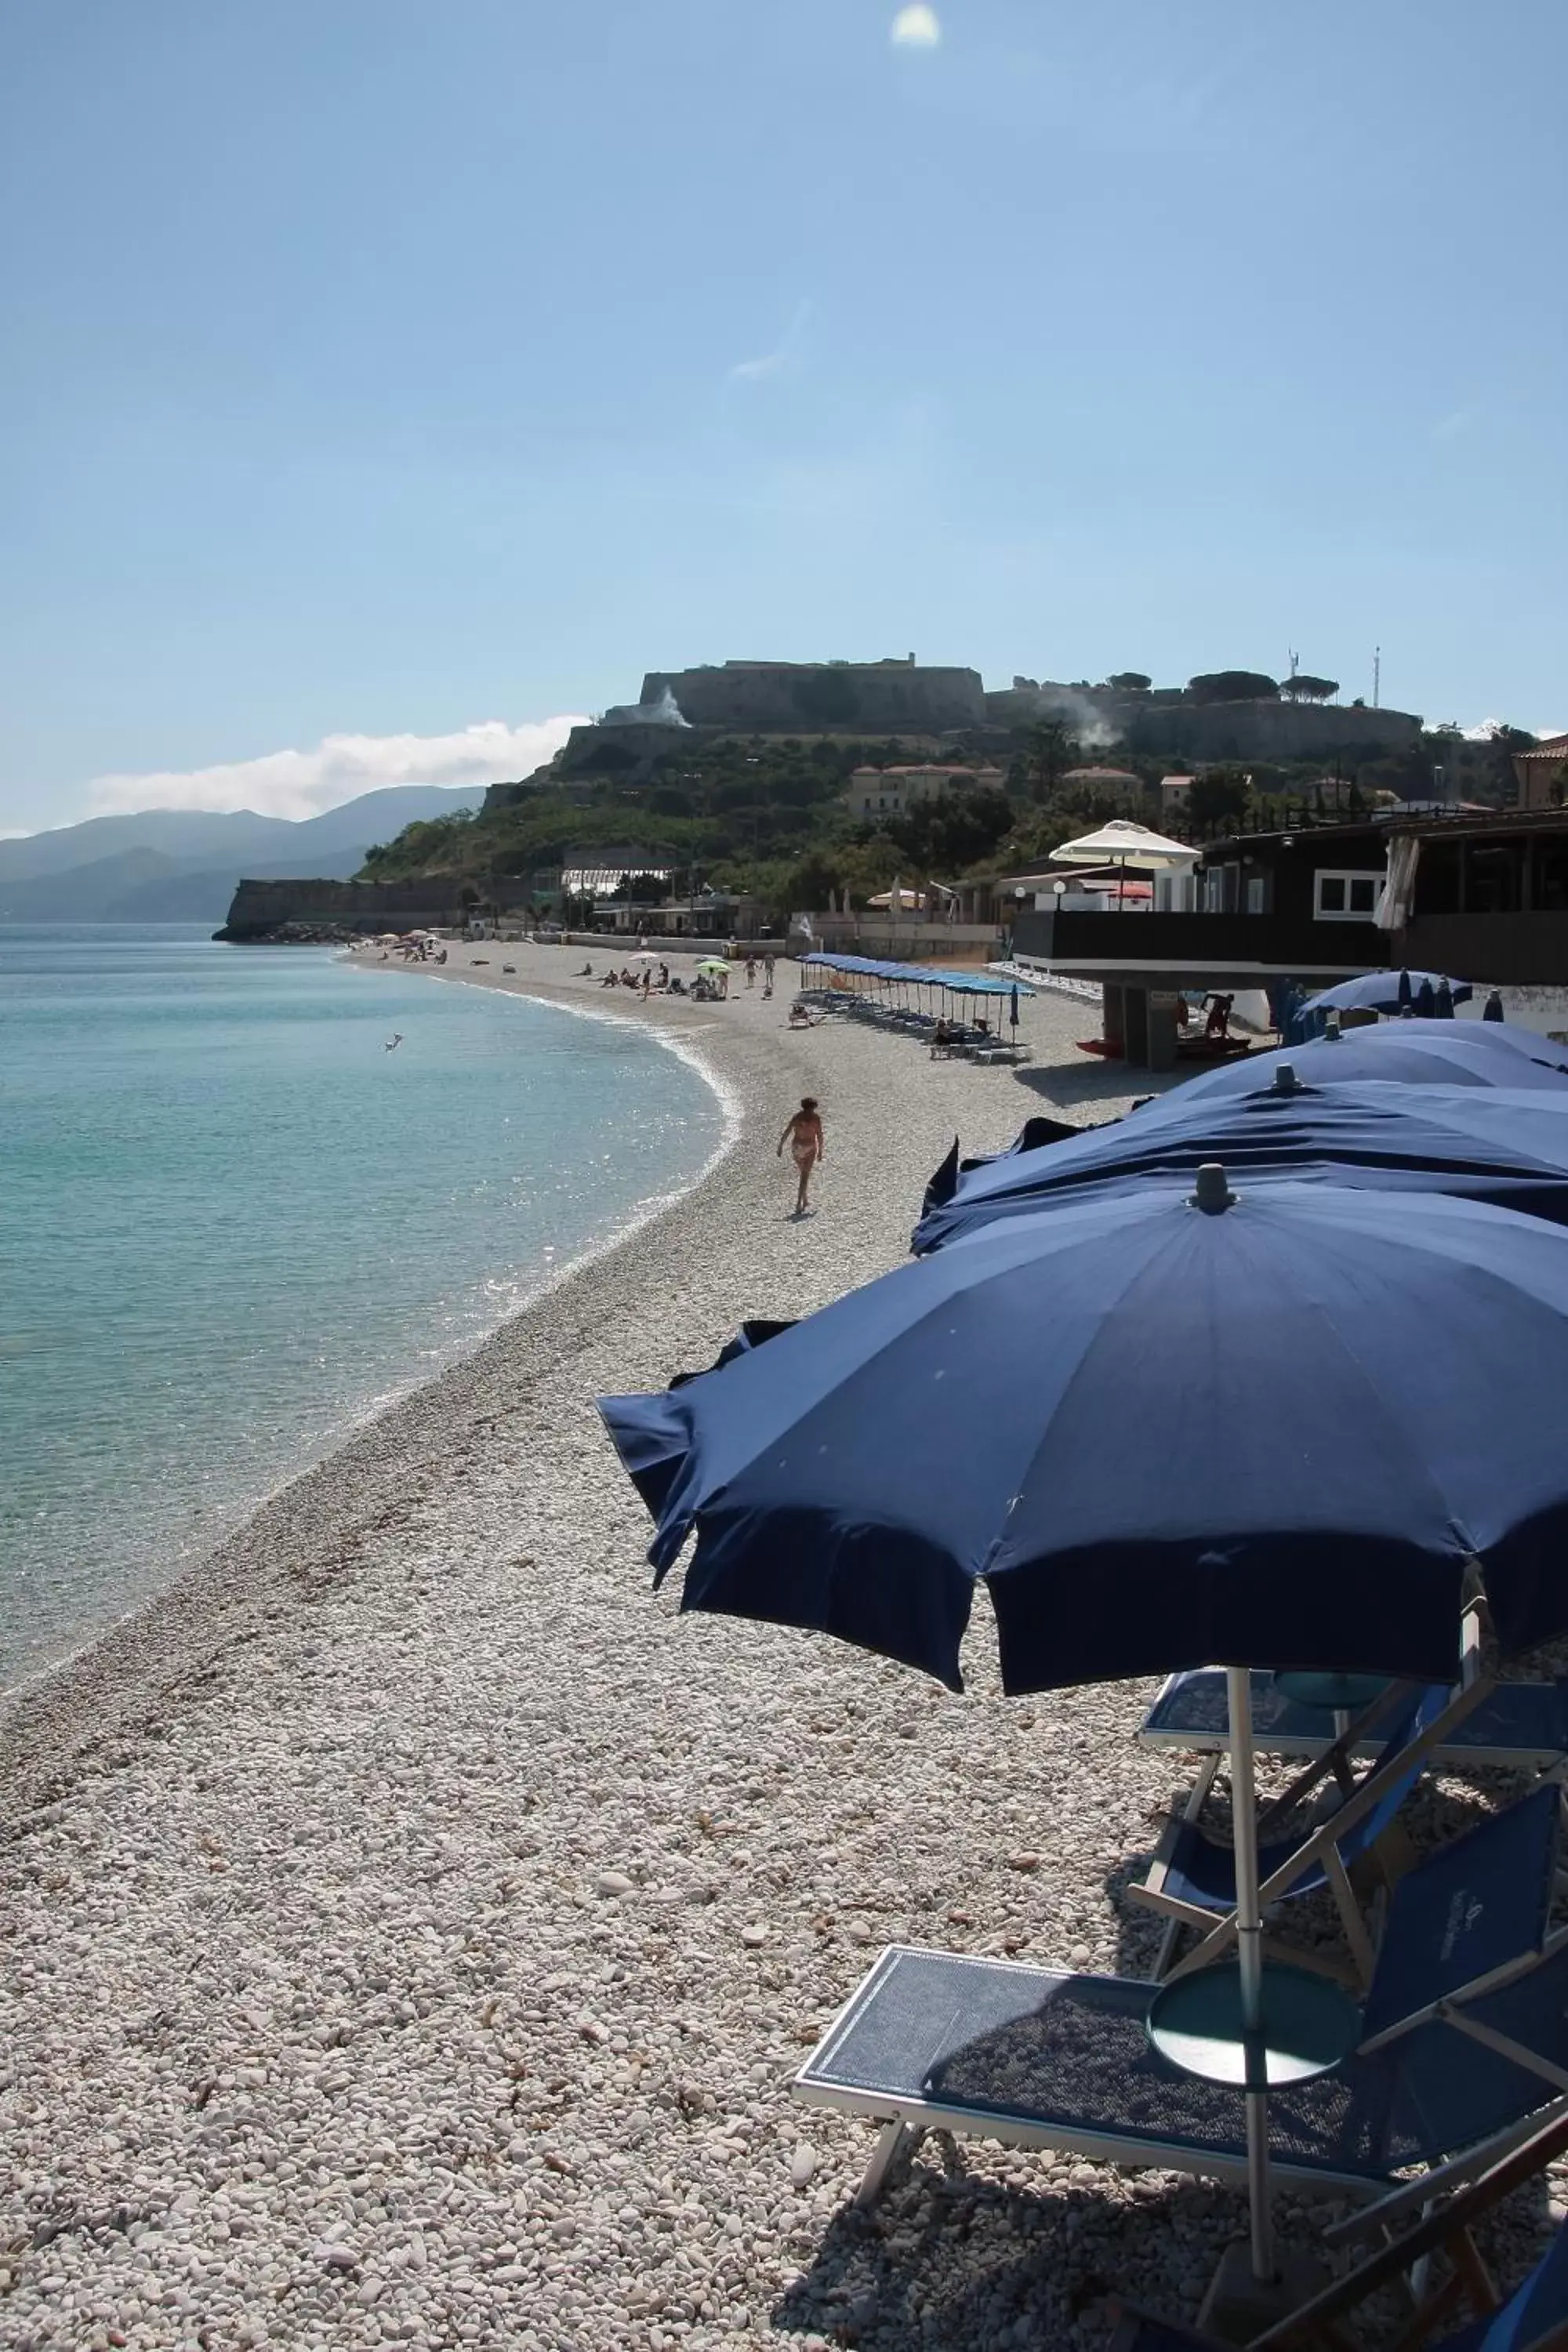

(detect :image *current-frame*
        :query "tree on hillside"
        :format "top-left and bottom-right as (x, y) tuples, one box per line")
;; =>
(1186, 767), (1253, 833)
(1025, 717), (1081, 800)
(1283, 674), (1340, 703)
(1105, 671), (1152, 691)
(980, 808), (1092, 874)
(1186, 671), (1279, 705)
(1487, 724), (1537, 806)
(883, 788), (1015, 873)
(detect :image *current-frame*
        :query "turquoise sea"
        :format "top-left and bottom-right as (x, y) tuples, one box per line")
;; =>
(1, 927), (729, 1689)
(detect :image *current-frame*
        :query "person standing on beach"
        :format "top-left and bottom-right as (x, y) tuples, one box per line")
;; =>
(777, 1097), (825, 1217)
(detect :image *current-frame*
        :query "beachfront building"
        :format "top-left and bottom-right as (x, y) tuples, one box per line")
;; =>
(842, 764), (1005, 820)
(1010, 806), (1568, 1066)
(1160, 775), (1196, 815)
(1513, 733), (1568, 811)
(588, 889), (759, 938)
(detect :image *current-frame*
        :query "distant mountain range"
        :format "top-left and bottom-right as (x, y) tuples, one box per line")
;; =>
(0, 787), (486, 921)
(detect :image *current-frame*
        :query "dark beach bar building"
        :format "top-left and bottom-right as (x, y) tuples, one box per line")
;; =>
(1010, 811), (1568, 1069)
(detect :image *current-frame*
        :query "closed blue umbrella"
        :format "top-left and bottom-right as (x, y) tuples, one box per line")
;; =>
(913, 1081), (1568, 1253)
(600, 1177), (1568, 2283)
(1485, 992), (1506, 1022)
(1415, 978), (1437, 1018)
(1435, 979), (1455, 1019)
(1166, 1021), (1568, 1103)
(1301, 971), (1472, 1019)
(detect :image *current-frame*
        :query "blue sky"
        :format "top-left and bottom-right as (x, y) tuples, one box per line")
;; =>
(2, 0), (1564, 829)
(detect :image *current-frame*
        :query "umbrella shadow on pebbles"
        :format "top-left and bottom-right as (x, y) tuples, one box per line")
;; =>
(1010, 1062), (1179, 1114)
(769, 2158), (1323, 2349)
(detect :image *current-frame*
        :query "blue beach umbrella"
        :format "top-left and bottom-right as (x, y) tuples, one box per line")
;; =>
(1166, 1022), (1568, 1104)
(923, 1136), (963, 1214)
(920, 1117), (1091, 1217)
(600, 1179), (1568, 1695)
(1301, 971), (1472, 1020)
(912, 1081), (1568, 1252)
(600, 1176), (1568, 2284)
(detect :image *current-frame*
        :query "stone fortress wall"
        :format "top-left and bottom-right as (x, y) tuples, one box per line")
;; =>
(984, 684), (1423, 762)
(640, 659), (986, 735)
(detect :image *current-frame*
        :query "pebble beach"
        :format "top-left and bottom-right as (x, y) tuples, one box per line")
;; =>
(2, 945), (1553, 2352)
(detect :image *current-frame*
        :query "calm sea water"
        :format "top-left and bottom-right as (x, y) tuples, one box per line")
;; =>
(1, 927), (729, 1688)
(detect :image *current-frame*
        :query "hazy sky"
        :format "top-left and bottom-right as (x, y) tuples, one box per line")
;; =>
(2, 0), (1564, 830)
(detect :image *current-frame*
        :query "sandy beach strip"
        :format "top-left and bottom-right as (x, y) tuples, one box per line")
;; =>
(0, 945), (1425, 2350)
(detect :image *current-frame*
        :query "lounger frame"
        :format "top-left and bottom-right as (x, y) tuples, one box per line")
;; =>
(793, 1920), (1568, 2220)
(1136, 1664), (1493, 1988)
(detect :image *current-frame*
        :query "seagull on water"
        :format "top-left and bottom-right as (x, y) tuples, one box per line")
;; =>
(385, 1033), (404, 1051)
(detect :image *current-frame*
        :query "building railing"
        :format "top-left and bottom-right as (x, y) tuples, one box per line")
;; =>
(1171, 799), (1543, 849)
(1012, 907), (1386, 970)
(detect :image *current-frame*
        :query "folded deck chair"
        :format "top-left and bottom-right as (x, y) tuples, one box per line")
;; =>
(1108, 2108), (1568, 2351)
(1140, 1668), (1568, 1779)
(793, 1785), (1568, 2218)
(1132, 1682), (1466, 1987)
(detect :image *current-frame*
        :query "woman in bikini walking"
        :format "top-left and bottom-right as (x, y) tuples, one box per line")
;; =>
(777, 1096), (825, 1217)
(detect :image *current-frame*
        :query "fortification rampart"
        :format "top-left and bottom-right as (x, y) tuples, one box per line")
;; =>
(983, 686), (1422, 763)
(641, 662), (985, 734)
(556, 719), (718, 779)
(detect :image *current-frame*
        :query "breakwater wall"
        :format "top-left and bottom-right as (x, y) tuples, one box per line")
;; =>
(217, 877), (520, 939)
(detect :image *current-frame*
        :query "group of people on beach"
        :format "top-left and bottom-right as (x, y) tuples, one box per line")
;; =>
(591, 961), (670, 998)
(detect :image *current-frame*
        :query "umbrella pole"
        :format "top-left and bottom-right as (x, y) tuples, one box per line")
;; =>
(1227, 1663), (1275, 2284)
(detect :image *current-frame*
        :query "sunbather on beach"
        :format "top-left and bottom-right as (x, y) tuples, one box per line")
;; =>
(778, 1097), (824, 1216)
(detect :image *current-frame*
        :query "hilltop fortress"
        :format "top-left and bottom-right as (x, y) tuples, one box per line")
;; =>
(641, 656), (986, 734)
(511, 655), (1421, 800)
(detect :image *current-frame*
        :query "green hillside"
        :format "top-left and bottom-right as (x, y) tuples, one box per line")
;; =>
(357, 719), (1531, 923)
(360, 735), (1026, 913)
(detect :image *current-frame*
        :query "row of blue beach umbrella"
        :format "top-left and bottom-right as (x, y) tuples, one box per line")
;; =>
(596, 976), (1568, 2303)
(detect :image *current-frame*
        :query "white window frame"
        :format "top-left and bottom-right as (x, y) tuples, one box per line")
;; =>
(1315, 868), (1386, 921)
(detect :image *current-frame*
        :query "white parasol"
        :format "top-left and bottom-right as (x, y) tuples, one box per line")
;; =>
(1050, 819), (1199, 870)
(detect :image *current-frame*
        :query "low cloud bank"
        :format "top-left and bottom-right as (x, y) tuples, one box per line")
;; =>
(85, 715), (586, 821)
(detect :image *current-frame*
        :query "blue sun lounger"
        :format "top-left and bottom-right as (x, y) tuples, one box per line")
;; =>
(793, 1787), (1568, 2220)
(1131, 1683), (1451, 1985)
(1139, 1667), (1568, 1777)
